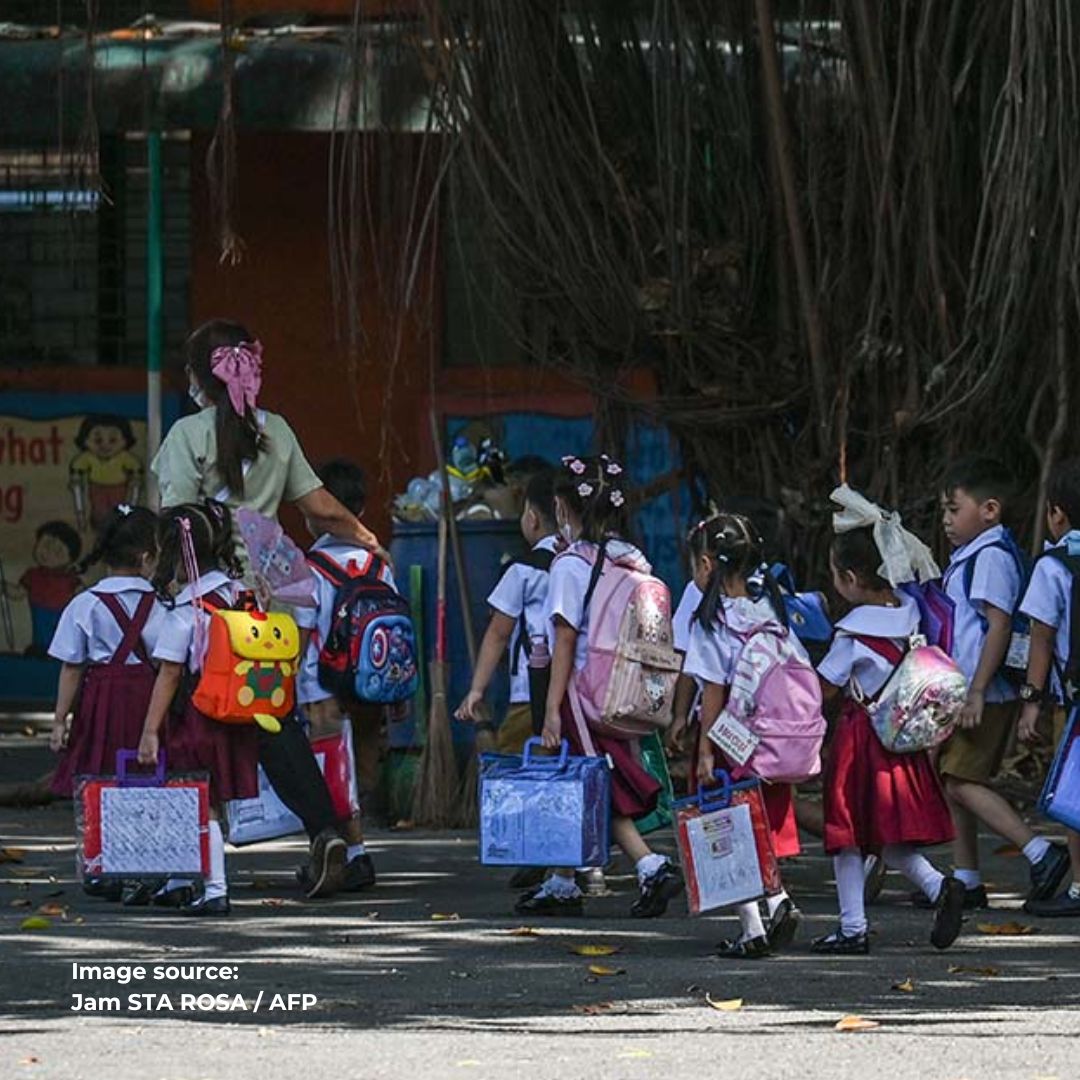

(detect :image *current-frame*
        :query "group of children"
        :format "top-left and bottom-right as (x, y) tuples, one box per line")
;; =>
(46, 437), (1080, 951)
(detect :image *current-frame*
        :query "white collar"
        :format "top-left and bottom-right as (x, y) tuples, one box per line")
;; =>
(175, 570), (232, 607)
(835, 592), (919, 635)
(92, 575), (153, 594)
(947, 524), (1006, 568)
(533, 534), (559, 553)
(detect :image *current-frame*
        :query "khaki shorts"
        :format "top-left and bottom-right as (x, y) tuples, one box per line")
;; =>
(496, 702), (535, 756)
(938, 700), (1019, 784)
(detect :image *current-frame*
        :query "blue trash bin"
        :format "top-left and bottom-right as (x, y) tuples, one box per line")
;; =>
(389, 519), (528, 750)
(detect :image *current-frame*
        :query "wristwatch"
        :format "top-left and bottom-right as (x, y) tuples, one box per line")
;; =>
(1018, 683), (1044, 703)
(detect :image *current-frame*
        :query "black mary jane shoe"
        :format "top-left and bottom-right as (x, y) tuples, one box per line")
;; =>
(930, 876), (966, 950)
(83, 876), (124, 902)
(630, 862), (685, 919)
(181, 895), (231, 917)
(715, 935), (771, 960)
(122, 879), (165, 907)
(513, 887), (584, 917)
(766, 898), (803, 950)
(151, 884), (196, 909)
(810, 928), (870, 955)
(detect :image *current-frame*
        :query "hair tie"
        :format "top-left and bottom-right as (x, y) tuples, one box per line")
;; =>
(117, 503), (132, 517)
(210, 340), (263, 415)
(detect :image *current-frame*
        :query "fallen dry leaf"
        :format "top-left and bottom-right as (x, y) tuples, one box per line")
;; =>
(0, 847), (27, 863)
(706, 995), (743, 1012)
(976, 921), (1037, 936)
(37, 904), (66, 917)
(572, 1001), (615, 1015)
(834, 1015), (881, 1032)
(73, 916), (85, 925)
(948, 964), (1000, 977)
(18, 1056), (39, 1065)
(505, 926), (543, 937)
(569, 943), (620, 957)
(8, 868), (38, 878)
(20, 916), (51, 931)
(891, 978), (916, 993)
(587, 965), (625, 977)
(9, 899), (31, 908)
(431, 912), (460, 922)
(22, 726), (34, 737)
(260, 898), (285, 908)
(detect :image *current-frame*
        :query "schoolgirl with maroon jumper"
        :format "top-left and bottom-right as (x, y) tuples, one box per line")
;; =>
(49, 505), (163, 809)
(686, 513), (803, 959)
(137, 501), (258, 917)
(812, 486), (965, 954)
(518, 454), (684, 918)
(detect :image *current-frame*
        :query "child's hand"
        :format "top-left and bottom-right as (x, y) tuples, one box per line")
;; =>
(696, 744), (716, 786)
(1018, 703), (1041, 743)
(454, 689), (484, 722)
(540, 710), (562, 750)
(665, 714), (689, 755)
(49, 718), (67, 753)
(958, 689), (985, 730)
(137, 730), (159, 766)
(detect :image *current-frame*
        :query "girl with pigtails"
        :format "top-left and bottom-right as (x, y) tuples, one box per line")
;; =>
(517, 454), (685, 918)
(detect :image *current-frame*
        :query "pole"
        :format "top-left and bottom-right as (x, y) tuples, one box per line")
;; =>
(146, 130), (163, 507)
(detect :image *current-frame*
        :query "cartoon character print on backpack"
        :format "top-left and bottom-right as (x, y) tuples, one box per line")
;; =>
(232, 611), (297, 711)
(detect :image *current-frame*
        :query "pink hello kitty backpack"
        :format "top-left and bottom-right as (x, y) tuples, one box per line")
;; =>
(563, 544), (682, 742)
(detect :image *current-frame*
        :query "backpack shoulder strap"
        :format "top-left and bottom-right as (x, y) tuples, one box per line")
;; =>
(1043, 548), (1080, 693)
(851, 633), (906, 667)
(307, 550), (350, 586)
(94, 590), (154, 665)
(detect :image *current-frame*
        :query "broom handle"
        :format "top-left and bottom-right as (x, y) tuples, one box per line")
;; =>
(429, 408), (478, 670)
(435, 512), (448, 666)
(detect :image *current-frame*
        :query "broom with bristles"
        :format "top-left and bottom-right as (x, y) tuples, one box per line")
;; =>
(411, 507), (459, 828)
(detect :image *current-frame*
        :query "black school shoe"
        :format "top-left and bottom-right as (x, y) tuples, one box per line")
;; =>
(508, 866), (547, 891)
(513, 886), (584, 916)
(1028, 843), (1071, 901)
(122, 879), (166, 907)
(83, 876), (123, 902)
(182, 894), (231, 917)
(630, 861), (685, 918)
(810, 928), (870, 955)
(930, 876), (966, 949)
(716, 935), (771, 960)
(766, 898), (803, 949)
(1023, 889), (1080, 917)
(911, 883), (989, 911)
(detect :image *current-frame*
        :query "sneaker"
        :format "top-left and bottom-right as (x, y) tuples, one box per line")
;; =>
(508, 866), (547, 890)
(766, 898), (803, 949)
(1028, 843), (1071, 901)
(305, 828), (346, 899)
(863, 854), (887, 905)
(342, 854), (376, 892)
(576, 867), (608, 897)
(513, 886), (584, 916)
(630, 861), (684, 918)
(1023, 888), (1080, 918)
(911, 884), (989, 910)
(181, 894), (231, 917)
(716, 935), (771, 960)
(810, 927), (870, 955)
(930, 876), (966, 950)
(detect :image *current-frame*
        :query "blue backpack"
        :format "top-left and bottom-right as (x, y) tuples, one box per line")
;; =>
(308, 550), (419, 705)
(958, 528), (1031, 686)
(769, 563), (833, 664)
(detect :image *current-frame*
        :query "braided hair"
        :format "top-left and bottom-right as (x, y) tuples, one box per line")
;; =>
(76, 504), (158, 575)
(153, 500), (242, 603)
(687, 513), (787, 629)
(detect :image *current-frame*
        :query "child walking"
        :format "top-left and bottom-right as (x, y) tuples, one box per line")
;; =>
(517, 454), (684, 917)
(49, 505), (163, 808)
(812, 487), (965, 954)
(936, 456), (1070, 909)
(1017, 457), (1080, 918)
(685, 514), (803, 959)
(137, 501), (259, 916)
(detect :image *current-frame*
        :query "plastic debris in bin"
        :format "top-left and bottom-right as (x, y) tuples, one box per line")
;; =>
(479, 738), (610, 867)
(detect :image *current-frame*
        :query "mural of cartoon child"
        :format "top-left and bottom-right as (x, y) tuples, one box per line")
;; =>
(4, 521), (82, 657)
(69, 415), (143, 532)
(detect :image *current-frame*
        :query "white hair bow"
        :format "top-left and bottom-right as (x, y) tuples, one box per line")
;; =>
(830, 483), (940, 586)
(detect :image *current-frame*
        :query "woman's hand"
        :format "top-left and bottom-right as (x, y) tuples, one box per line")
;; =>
(49, 717), (68, 753)
(137, 730), (159, 766)
(541, 709), (562, 750)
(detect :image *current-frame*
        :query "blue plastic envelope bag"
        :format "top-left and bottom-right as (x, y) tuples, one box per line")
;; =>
(1038, 706), (1080, 831)
(478, 739), (611, 867)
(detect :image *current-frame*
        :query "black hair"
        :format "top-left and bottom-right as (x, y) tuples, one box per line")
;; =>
(830, 526), (891, 591)
(36, 520), (82, 564)
(1047, 457), (1080, 528)
(184, 319), (267, 498)
(76, 506), (158, 575)
(688, 513), (786, 629)
(524, 468), (557, 526)
(942, 455), (1015, 507)
(152, 500), (242, 602)
(74, 414), (136, 452)
(317, 458), (366, 517)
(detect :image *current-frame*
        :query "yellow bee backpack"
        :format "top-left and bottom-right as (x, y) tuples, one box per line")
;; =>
(191, 593), (299, 735)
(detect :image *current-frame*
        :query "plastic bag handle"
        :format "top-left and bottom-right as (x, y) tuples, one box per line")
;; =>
(116, 749), (166, 787)
(697, 768), (733, 812)
(521, 737), (570, 770)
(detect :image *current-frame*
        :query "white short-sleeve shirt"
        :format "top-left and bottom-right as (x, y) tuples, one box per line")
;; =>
(485, 535), (558, 704)
(296, 536), (397, 706)
(152, 571), (239, 672)
(817, 592), (920, 699)
(48, 576), (166, 666)
(673, 581), (702, 654)
(943, 525), (1021, 702)
(1020, 535), (1078, 701)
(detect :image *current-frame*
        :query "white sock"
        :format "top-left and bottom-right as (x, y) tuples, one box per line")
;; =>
(884, 843), (943, 902)
(835, 848), (868, 935)
(539, 873), (582, 900)
(346, 843), (367, 861)
(204, 821), (227, 901)
(765, 889), (790, 917)
(862, 853), (880, 880)
(1022, 837), (1051, 865)
(1068, 882), (1080, 900)
(635, 852), (667, 884)
(156, 877), (189, 896)
(954, 868), (982, 890)
(736, 901), (767, 942)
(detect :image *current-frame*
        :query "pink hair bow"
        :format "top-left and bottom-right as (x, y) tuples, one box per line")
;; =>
(210, 340), (263, 415)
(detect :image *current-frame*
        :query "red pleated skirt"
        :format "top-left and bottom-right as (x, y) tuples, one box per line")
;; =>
(560, 699), (660, 820)
(823, 698), (954, 854)
(166, 699), (259, 806)
(51, 663), (156, 797)
(729, 768), (800, 859)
